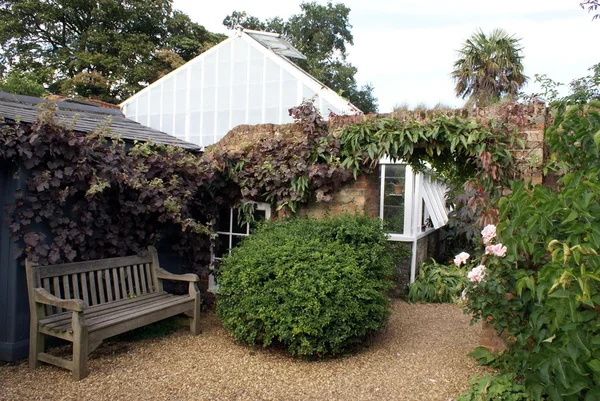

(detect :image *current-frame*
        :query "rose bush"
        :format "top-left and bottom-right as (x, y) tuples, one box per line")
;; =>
(459, 101), (600, 401)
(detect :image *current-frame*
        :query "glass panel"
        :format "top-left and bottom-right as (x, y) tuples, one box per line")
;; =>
(216, 208), (230, 231)
(232, 85), (247, 109)
(149, 87), (162, 115)
(174, 114), (186, 136)
(248, 83), (263, 110)
(218, 41), (231, 63)
(265, 82), (280, 108)
(215, 234), (229, 258)
(233, 61), (248, 85)
(149, 115), (161, 130)
(382, 165), (406, 234)
(232, 208), (248, 234)
(216, 110), (230, 136)
(217, 62), (230, 87)
(189, 112), (201, 136)
(161, 114), (173, 133)
(265, 59), (279, 82)
(282, 80), (297, 107)
(217, 88), (231, 110)
(231, 234), (245, 249)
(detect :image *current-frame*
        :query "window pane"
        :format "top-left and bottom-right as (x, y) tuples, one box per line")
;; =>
(381, 165), (406, 234)
(216, 208), (231, 232)
(231, 234), (245, 249)
(249, 209), (267, 233)
(232, 208), (247, 234)
(215, 234), (230, 258)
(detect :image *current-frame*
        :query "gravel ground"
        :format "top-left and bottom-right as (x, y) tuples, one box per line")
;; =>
(0, 301), (487, 401)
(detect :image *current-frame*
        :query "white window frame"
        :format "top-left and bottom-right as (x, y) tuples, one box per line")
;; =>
(209, 202), (271, 292)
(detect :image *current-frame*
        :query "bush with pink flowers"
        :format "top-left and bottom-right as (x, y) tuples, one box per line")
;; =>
(460, 101), (600, 401)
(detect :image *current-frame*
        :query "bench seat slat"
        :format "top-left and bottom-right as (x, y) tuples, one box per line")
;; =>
(40, 293), (169, 326)
(42, 295), (191, 332)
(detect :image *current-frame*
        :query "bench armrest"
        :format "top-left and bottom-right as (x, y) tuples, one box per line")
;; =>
(33, 288), (87, 312)
(155, 267), (199, 282)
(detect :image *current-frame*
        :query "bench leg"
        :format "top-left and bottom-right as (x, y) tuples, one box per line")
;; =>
(189, 282), (201, 335)
(28, 328), (44, 369)
(72, 313), (89, 381)
(29, 304), (45, 369)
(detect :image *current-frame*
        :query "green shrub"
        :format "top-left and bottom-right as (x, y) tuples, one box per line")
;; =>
(457, 373), (533, 401)
(216, 214), (394, 357)
(407, 259), (466, 303)
(462, 101), (600, 400)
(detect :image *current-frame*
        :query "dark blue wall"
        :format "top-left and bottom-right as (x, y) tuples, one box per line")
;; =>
(0, 161), (29, 361)
(0, 161), (190, 362)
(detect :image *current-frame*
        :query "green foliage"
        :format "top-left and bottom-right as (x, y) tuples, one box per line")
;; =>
(216, 214), (393, 357)
(207, 99), (519, 221)
(0, 107), (235, 278)
(533, 63), (599, 105)
(407, 259), (467, 303)
(223, 2), (378, 113)
(452, 28), (528, 106)
(462, 101), (600, 400)
(0, 0), (225, 102)
(580, 1), (600, 20)
(457, 373), (533, 401)
(0, 70), (45, 97)
(567, 63), (600, 104)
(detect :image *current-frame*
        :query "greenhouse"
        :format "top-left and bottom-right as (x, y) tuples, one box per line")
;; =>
(120, 27), (361, 148)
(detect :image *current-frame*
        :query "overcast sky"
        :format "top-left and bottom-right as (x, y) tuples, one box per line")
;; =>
(173, 0), (599, 113)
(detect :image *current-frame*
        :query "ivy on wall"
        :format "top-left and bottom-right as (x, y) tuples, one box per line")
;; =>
(0, 106), (236, 278)
(0, 100), (524, 272)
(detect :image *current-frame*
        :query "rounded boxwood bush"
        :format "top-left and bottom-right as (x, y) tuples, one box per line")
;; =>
(216, 214), (394, 357)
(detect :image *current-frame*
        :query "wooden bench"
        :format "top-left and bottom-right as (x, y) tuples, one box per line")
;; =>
(25, 246), (201, 380)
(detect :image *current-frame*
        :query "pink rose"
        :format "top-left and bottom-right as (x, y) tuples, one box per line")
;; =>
(485, 243), (507, 258)
(468, 265), (486, 283)
(481, 224), (496, 245)
(454, 252), (470, 267)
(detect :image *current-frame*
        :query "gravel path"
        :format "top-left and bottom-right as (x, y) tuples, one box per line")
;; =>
(0, 301), (487, 401)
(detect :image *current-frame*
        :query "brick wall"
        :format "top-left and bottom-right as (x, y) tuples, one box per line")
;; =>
(299, 173), (380, 218)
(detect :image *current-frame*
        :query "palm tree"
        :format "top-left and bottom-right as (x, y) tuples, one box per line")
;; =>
(452, 28), (528, 106)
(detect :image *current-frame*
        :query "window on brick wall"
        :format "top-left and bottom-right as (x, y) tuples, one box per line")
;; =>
(209, 202), (271, 292)
(379, 163), (409, 237)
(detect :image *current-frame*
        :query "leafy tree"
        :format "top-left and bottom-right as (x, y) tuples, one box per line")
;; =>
(568, 62), (600, 103)
(223, 2), (378, 113)
(533, 63), (599, 104)
(0, 70), (45, 97)
(581, 0), (600, 20)
(0, 0), (226, 103)
(452, 28), (528, 106)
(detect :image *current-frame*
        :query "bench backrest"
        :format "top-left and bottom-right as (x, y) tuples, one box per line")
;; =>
(26, 247), (161, 315)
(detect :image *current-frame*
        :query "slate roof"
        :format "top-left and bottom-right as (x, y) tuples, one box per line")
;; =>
(0, 92), (200, 151)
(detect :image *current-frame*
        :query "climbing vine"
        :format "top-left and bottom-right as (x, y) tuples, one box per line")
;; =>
(1, 100), (524, 275)
(204, 100), (523, 225)
(0, 106), (235, 278)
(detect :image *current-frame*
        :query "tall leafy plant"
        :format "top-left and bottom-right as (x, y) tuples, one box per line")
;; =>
(462, 101), (600, 400)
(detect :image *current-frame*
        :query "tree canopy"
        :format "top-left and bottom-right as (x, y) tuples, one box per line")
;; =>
(223, 2), (378, 113)
(0, 0), (226, 103)
(452, 28), (528, 107)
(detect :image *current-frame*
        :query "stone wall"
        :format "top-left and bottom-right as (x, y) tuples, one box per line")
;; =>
(299, 173), (380, 218)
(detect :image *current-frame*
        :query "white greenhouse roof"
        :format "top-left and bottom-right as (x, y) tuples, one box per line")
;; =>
(120, 28), (361, 149)
(244, 29), (307, 60)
